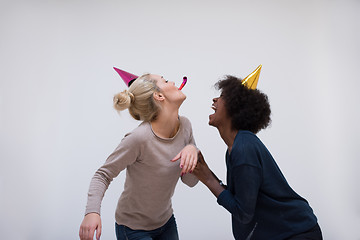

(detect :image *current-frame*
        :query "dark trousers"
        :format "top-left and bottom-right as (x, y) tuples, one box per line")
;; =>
(115, 215), (179, 240)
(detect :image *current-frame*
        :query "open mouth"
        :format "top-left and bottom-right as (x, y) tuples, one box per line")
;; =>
(211, 105), (217, 112)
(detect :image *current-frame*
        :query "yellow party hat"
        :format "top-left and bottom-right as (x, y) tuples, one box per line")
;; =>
(241, 65), (262, 89)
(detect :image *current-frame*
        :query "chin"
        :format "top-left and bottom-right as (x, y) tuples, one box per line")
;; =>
(178, 92), (186, 100)
(179, 96), (186, 104)
(209, 121), (216, 127)
(208, 114), (214, 126)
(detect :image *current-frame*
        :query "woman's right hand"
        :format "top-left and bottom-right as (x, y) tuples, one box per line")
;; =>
(192, 150), (212, 183)
(79, 213), (102, 240)
(193, 150), (225, 197)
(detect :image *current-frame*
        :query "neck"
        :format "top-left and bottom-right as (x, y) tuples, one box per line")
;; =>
(217, 125), (238, 153)
(151, 106), (180, 138)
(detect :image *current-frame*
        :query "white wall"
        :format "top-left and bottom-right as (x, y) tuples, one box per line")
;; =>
(1, 0), (359, 239)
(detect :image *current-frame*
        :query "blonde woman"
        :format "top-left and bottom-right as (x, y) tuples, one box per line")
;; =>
(79, 74), (198, 240)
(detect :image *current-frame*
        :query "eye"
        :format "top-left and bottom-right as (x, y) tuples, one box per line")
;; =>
(161, 76), (168, 83)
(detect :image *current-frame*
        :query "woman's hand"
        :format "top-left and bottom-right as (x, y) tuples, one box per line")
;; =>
(192, 150), (213, 183)
(193, 150), (225, 197)
(79, 213), (102, 240)
(171, 144), (198, 176)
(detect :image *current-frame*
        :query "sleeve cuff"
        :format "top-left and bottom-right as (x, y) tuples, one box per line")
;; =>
(217, 189), (232, 206)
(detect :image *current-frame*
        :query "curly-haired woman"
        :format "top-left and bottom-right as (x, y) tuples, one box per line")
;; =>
(193, 72), (322, 240)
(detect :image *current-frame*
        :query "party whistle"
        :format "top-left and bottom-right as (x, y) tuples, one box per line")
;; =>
(178, 76), (187, 90)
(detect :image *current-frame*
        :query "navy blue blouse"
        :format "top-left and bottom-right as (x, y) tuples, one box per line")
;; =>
(217, 131), (317, 240)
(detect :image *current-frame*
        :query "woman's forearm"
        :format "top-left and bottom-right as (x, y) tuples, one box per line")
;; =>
(203, 175), (226, 198)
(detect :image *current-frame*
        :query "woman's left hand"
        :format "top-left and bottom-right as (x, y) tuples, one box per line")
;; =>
(171, 145), (198, 176)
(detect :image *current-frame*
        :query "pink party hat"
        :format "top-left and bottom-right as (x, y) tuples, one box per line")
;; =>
(113, 67), (139, 87)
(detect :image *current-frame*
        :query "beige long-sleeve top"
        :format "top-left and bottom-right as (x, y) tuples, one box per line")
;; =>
(85, 116), (198, 230)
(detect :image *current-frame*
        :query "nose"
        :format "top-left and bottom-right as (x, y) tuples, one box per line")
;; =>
(213, 97), (218, 102)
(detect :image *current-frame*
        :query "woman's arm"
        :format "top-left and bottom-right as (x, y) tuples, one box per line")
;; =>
(171, 144), (198, 175)
(171, 116), (199, 176)
(171, 144), (199, 187)
(84, 139), (138, 215)
(217, 164), (261, 224)
(192, 151), (225, 197)
(193, 150), (261, 224)
(217, 142), (262, 224)
(80, 132), (140, 239)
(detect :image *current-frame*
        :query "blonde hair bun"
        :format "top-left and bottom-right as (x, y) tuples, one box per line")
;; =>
(113, 74), (160, 121)
(113, 90), (134, 111)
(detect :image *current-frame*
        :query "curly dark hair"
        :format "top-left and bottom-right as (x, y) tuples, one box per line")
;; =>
(215, 75), (271, 133)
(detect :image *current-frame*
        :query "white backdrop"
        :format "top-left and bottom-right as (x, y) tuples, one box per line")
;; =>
(1, 1), (360, 239)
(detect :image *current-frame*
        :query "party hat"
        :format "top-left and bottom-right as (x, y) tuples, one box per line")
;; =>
(113, 67), (139, 87)
(241, 65), (262, 90)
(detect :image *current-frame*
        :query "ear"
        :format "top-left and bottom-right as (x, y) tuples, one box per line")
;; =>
(153, 91), (165, 102)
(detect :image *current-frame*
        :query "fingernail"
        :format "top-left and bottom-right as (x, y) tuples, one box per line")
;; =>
(189, 170), (192, 173)
(181, 173), (184, 177)
(180, 165), (183, 168)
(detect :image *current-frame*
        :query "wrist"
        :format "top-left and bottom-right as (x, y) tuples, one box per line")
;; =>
(205, 177), (226, 197)
(204, 177), (221, 188)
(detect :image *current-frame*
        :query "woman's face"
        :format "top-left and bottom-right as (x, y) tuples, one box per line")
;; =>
(209, 94), (230, 128)
(152, 74), (186, 104)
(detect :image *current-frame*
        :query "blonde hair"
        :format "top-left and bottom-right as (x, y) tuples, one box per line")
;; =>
(113, 74), (161, 122)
